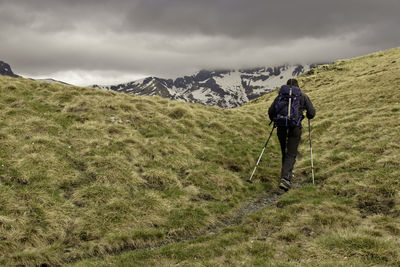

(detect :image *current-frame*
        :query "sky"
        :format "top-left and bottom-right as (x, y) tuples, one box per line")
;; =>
(1, 0), (399, 86)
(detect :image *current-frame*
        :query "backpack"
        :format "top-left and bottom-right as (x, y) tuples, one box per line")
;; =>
(273, 85), (303, 127)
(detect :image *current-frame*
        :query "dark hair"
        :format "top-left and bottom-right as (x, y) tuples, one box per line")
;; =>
(286, 79), (298, 87)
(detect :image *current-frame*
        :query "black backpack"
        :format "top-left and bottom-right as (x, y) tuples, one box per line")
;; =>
(273, 85), (303, 127)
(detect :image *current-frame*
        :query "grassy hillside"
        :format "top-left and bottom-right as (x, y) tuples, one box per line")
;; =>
(0, 73), (284, 265)
(71, 47), (400, 266)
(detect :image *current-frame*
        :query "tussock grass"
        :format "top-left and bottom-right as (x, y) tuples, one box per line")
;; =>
(0, 75), (282, 265)
(73, 47), (400, 266)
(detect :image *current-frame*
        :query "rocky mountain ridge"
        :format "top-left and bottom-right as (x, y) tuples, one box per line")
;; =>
(94, 64), (317, 108)
(0, 61), (19, 78)
(1, 60), (318, 108)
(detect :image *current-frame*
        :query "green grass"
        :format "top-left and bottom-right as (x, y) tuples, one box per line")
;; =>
(0, 75), (280, 266)
(2, 46), (400, 266)
(67, 47), (400, 266)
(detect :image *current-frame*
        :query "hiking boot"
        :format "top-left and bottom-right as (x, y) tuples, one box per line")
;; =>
(279, 178), (291, 192)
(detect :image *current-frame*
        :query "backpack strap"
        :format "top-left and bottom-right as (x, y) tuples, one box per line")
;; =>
(288, 85), (292, 119)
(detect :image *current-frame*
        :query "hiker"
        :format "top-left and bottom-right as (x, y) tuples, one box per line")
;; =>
(268, 78), (315, 191)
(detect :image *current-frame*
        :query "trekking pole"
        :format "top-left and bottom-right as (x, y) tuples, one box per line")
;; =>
(247, 124), (276, 183)
(308, 119), (315, 184)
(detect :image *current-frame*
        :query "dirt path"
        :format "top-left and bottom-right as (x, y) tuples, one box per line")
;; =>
(70, 180), (305, 264)
(204, 180), (303, 235)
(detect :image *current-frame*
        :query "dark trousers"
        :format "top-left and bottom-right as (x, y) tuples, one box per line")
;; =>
(277, 126), (302, 181)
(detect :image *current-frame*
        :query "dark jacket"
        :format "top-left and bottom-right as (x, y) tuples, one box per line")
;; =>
(268, 90), (316, 125)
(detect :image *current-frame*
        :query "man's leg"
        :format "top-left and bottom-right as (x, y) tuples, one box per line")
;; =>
(277, 127), (288, 165)
(280, 127), (302, 190)
(281, 127), (302, 182)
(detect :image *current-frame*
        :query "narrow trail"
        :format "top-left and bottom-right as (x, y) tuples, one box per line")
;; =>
(202, 179), (304, 235)
(72, 179), (306, 264)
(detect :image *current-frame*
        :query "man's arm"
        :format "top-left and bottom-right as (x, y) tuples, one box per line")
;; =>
(268, 97), (278, 121)
(303, 94), (316, 119)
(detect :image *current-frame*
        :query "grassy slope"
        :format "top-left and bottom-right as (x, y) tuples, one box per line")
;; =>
(0, 74), (284, 265)
(73, 47), (400, 266)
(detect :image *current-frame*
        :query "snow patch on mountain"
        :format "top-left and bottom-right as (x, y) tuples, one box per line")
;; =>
(93, 64), (314, 108)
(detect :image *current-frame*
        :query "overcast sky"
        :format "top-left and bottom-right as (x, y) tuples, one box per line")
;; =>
(1, 0), (399, 85)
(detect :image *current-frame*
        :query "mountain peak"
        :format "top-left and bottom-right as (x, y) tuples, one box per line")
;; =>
(94, 64), (315, 108)
(0, 61), (19, 78)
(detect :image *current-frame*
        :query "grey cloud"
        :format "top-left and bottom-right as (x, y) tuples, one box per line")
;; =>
(1, 0), (399, 84)
(125, 0), (400, 42)
(3, 0), (400, 39)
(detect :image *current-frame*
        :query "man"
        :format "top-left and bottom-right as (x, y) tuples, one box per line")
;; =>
(268, 79), (315, 191)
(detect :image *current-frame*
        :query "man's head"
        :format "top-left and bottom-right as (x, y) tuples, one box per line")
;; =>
(287, 79), (299, 87)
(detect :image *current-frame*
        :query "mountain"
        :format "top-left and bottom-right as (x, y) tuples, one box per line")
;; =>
(94, 64), (316, 108)
(0, 61), (19, 78)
